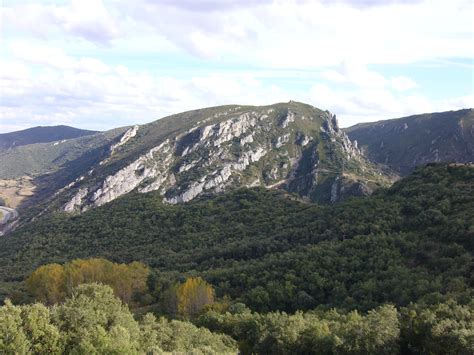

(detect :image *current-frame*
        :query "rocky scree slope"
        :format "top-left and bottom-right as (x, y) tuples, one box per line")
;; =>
(59, 102), (391, 213)
(346, 108), (474, 175)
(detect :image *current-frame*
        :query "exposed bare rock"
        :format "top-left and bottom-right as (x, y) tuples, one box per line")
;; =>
(274, 134), (291, 148)
(110, 125), (139, 154)
(279, 110), (295, 128)
(63, 188), (88, 212)
(59, 102), (392, 212)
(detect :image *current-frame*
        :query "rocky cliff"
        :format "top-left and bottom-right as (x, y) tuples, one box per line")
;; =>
(60, 102), (392, 212)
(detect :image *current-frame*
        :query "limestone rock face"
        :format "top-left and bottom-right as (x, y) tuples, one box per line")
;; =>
(62, 102), (391, 212)
(63, 188), (88, 212)
(110, 125), (138, 154)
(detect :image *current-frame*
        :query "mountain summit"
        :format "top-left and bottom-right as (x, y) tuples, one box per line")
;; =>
(58, 102), (390, 213)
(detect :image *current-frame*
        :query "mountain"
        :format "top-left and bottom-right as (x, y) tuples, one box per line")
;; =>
(1, 163), (472, 311)
(0, 128), (127, 211)
(47, 101), (392, 216)
(345, 109), (474, 174)
(0, 125), (98, 152)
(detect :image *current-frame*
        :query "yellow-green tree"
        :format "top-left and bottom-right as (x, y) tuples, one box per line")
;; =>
(25, 264), (66, 305)
(173, 277), (215, 318)
(25, 258), (149, 305)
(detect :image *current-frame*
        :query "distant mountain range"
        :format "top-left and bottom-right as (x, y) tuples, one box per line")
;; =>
(345, 109), (474, 174)
(0, 125), (98, 152)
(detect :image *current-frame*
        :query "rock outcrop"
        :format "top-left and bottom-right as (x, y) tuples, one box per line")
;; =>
(62, 102), (391, 212)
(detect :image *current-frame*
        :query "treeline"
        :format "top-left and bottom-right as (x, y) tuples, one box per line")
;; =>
(197, 301), (473, 355)
(2, 279), (472, 354)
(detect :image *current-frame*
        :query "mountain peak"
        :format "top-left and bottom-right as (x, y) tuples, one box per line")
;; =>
(58, 102), (391, 213)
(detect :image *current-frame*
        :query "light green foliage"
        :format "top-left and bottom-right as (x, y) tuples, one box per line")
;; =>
(197, 304), (400, 354)
(140, 313), (237, 354)
(0, 283), (238, 354)
(53, 283), (141, 354)
(21, 303), (63, 354)
(401, 300), (474, 355)
(0, 299), (30, 354)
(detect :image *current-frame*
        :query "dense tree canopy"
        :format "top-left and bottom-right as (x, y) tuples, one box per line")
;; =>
(0, 283), (238, 354)
(25, 258), (149, 305)
(0, 164), (473, 353)
(0, 164), (472, 313)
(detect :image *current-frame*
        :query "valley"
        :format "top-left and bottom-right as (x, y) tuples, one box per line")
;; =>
(0, 103), (472, 354)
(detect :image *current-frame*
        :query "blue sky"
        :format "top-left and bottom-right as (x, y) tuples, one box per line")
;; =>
(0, 0), (473, 133)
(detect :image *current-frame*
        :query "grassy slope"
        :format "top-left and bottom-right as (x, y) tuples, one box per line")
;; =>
(0, 164), (472, 311)
(0, 128), (127, 180)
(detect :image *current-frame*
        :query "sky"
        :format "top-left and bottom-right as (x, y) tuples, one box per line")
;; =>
(0, 0), (473, 133)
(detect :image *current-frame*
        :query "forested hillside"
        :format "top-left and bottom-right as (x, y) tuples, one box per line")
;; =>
(0, 163), (473, 354)
(1, 164), (472, 313)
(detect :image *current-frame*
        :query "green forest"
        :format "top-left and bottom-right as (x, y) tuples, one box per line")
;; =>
(1, 163), (473, 353)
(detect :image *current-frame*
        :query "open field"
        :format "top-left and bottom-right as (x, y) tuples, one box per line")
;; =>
(0, 176), (35, 208)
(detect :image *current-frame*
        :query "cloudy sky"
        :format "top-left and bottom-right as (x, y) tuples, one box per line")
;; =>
(0, 0), (473, 133)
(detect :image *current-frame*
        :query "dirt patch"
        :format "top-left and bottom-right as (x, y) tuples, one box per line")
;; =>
(0, 176), (36, 208)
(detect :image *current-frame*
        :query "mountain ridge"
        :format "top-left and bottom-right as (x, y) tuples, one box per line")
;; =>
(346, 108), (474, 174)
(54, 101), (391, 214)
(0, 125), (99, 152)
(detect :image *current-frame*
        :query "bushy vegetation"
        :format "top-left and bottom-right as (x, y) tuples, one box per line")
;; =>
(197, 300), (474, 354)
(2, 282), (472, 354)
(25, 258), (149, 305)
(1, 164), (472, 312)
(0, 283), (237, 354)
(0, 164), (472, 353)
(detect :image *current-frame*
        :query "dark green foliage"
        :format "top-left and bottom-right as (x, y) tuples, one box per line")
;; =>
(0, 164), (472, 314)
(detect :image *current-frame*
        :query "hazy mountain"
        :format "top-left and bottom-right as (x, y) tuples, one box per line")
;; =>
(0, 125), (98, 152)
(0, 128), (128, 213)
(345, 109), (474, 174)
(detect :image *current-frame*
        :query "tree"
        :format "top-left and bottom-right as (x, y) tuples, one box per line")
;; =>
(52, 283), (141, 354)
(169, 277), (215, 318)
(0, 300), (30, 354)
(25, 264), (66, 305)
(25, 258), (150, 305)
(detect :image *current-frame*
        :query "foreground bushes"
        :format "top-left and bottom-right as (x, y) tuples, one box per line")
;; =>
(0, 283), (237, 354)
(197, 301), (474, 354)
(1, 282), (472, 354)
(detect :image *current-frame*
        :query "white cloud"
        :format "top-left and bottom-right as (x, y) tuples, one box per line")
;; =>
(390, 76), (418, 91)
(8, 41), (110, 73)
(2, 0), (119, 44)
(0, 0), (472, 132)
(307, 83), (470, 127)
